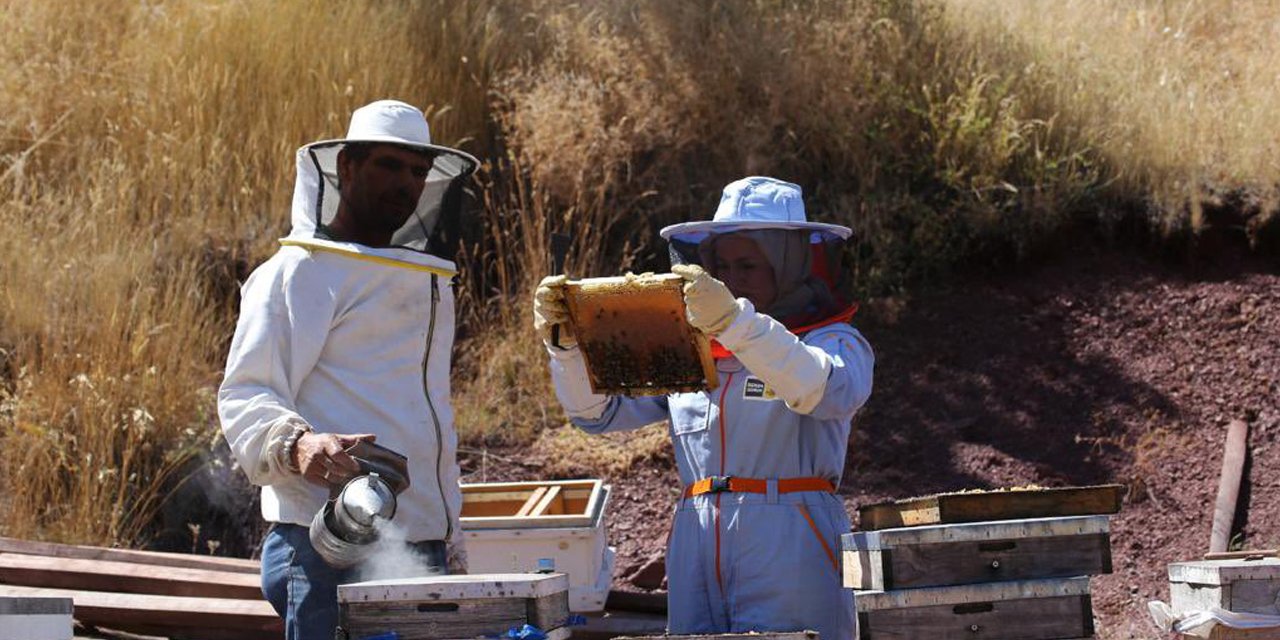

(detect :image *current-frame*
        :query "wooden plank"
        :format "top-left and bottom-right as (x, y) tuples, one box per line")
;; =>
(854, 577), (1090, 612)
(615, 634), (817, 640)
(569, 611), (667, 640)
(1211, 420), (1250, 554)
(338, 573), (568, 604)
(529, 486), (563, 517)
(844, 532), (1111, 590)
(859, 594), (1092, 640)
(605, 589), (667, 614)
(1205, 549), (1279, 561)
(515, 487), (549, 517)
(0, 585), (281, 640)
(0, 538), (258, 574)
(857, 484), (1125, 531)
(0, 553), (262, 600)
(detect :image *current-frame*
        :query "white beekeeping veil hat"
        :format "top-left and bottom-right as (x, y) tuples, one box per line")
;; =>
(288, 100), (479, 257)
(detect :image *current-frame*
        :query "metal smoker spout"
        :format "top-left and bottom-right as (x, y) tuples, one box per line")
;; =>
(309, 441), (411, 568)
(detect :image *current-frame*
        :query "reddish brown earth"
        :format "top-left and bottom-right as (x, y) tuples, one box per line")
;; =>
(463, 247), (1279, 639)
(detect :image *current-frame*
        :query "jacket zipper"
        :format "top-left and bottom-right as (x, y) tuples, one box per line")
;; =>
(422, 274), (453, 540)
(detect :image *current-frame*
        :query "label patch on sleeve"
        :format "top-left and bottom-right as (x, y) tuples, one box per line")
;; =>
(743, 377), (777, 401)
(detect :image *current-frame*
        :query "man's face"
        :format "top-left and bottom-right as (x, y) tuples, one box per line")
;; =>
(337, 144), (435, 238)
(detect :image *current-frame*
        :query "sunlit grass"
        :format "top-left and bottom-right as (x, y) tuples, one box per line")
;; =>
(2, 0), (1275, 547)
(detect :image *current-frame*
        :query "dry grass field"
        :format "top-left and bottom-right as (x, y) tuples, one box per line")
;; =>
(1, 0), (1276, 563)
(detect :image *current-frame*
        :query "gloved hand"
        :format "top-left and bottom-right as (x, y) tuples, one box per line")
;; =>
(533, 275), (577, 349)
(672, 264), (741, 336)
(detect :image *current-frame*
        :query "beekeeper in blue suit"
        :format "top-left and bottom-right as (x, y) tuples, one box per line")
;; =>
(534, 176), (874, 639)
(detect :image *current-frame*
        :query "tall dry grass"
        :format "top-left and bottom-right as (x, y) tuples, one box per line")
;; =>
(0, 0), (526, 545)
(940, 0), (1280, 235)
(2, 0), (1277, 549)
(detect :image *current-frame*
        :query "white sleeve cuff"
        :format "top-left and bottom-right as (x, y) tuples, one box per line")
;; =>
(547, 345), (610, 420)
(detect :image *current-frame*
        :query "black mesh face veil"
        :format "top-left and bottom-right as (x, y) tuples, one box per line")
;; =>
(667, 230), (852, 321)
(302, 142), (477, 257)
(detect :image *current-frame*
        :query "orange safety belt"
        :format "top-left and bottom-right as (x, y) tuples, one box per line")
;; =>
(684, 476), (836, 499)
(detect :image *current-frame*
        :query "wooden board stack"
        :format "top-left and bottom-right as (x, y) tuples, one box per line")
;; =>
(0, 536), (280, 639)
(845, 484), (1124, 639)
(337, 573), (571, 640)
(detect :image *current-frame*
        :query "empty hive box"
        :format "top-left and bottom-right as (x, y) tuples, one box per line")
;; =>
(460, 480), (614, 612)
(563, 273), (717, 396)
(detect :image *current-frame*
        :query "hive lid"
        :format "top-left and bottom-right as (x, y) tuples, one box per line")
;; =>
(1168, 557), (1280, 585)
(338, 572), (569, 603)
(563, 273), (717, 396)
(842, 515), (1110, 551)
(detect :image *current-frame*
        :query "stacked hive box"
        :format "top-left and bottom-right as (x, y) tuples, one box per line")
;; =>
(1166, 555), (1280, 639)
(844, 485), (1124, 639)
(337, 573), (571, 640)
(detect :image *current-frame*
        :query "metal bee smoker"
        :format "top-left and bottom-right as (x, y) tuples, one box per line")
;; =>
(308, 440), (411, 568)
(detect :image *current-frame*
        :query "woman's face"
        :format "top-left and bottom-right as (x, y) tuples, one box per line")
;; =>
(709, 234), (777, 312)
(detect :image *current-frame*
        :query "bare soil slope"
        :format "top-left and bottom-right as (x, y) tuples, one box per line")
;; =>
(470, 247), (1279, 639)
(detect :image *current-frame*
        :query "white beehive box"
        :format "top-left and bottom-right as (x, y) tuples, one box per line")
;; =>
(460, 479), (614, 612)
(0, 596), (72, 640)
(1169, 556), (1280, 616)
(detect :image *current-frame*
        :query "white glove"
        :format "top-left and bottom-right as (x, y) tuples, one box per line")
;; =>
(533, 275), (577, 349)
(672, 264), (741, 336)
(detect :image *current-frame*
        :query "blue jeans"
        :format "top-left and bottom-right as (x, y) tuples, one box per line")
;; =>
(261, 523), (357, 640)
(261, 524), (449, 640)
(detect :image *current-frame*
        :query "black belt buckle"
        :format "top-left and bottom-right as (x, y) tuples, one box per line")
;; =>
(708, 476), (732, 493)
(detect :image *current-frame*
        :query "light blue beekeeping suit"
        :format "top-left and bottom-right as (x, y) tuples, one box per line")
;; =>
(546, 177), (874, 639)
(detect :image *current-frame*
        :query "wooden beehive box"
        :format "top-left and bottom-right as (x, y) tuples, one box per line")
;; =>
(857, 484), (1125, 531)
(1169, 556), (1280, 617)
(460, 480), (613, 612)
(843, 515), (1112, 591)
(855, 577), (1094, 640)
(337, 573), (570, 640)
(563, 273), (717, 396)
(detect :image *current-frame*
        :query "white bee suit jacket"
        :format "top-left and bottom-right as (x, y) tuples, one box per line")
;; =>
(218, 142), (468, 545)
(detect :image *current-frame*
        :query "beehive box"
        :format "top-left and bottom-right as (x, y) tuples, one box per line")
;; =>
(857, 484), (1125, 531)
(855, 577), (1094, 639)
(461, 480), (614, 612)
(563, 273), (717, 396)
(843, 515), (1112, 591)
(1169, 556), (1280, 617)
(337, 573), (570, 640)
(0, 596), (72, 640)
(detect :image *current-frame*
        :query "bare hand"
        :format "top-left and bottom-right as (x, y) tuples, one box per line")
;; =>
(294, 432), (376, 487)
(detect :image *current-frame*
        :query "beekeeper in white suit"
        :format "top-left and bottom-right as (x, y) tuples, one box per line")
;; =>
(535, 176), (873, 639)
(218, 100), (478, 640)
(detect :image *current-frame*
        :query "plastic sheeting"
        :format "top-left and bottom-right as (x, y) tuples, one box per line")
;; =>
(1149, 600), (1280, 638)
